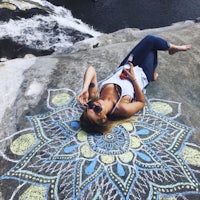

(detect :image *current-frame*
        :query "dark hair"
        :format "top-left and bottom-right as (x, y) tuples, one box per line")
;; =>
(80, 110), (136, 134)
(79, 110), (109, 133)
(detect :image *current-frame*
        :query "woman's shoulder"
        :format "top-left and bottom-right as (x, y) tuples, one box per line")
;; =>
(111, 98), (132, 117)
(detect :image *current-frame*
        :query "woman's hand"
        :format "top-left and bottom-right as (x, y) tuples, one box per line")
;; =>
(77, 66), (98, 105)
(123, 63), (136, 82)
(123, 63), (145, 106)
(77, 88), (89, 105)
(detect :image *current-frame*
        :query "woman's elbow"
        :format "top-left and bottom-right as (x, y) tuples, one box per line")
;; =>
(140, 101), (145, 110)
(139, 98), (146, 107)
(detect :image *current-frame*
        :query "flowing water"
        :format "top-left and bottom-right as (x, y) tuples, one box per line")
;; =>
(0, 0), (199, 59)
(0, 0), (101, 59)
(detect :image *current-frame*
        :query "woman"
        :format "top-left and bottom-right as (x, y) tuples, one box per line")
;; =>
(77, 35), (191, 133)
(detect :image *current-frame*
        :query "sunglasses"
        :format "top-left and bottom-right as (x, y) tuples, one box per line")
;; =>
(87, 101), (102, 113)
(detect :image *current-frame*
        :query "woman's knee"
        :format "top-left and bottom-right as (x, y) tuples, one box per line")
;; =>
(144, 34), (157, 42)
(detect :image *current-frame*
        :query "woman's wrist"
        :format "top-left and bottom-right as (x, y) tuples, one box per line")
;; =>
(83, 84), (89, 90)
(131, 78), (137, 82)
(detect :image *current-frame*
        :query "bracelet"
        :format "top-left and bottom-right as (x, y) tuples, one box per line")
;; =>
(89, 82), (95, 88)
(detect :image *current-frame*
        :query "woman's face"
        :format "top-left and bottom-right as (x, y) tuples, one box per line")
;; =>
(86, 99), (107, 124)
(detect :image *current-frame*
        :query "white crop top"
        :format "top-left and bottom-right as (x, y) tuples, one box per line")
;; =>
(100, 65), (149, 114)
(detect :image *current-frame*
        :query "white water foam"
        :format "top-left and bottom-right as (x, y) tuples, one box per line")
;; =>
(0, 0), (101, 52)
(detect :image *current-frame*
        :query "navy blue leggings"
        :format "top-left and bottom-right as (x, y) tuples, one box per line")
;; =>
(118, 35), (170, 82)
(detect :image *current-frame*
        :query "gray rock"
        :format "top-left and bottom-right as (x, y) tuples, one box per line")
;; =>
(0, 22), (199, 143)
(0, 20), (200, 200)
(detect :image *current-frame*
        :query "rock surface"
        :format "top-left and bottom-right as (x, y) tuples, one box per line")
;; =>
(0, 21), (200, 199)
(1, 21), (199, 143)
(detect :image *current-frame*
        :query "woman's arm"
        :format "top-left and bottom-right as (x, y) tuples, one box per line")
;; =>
(121, 64), (145, 116)
(77, 66), (98, 105)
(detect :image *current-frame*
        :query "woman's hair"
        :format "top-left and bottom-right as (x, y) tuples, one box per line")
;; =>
(80, 110), (135, 134)
(80, 110), (109, 133)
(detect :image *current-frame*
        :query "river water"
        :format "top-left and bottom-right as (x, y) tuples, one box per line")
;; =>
(48, 0), (200, 33)
(0, 0), (199, 59)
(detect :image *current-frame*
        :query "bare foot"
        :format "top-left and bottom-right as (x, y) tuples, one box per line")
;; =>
(153, 70), (158, 81)
(168, 44), (191, 55)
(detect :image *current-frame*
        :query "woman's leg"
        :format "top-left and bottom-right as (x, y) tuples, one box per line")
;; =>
(119, 34), (191, 82)
(118, 35), (170, 82)
(168, 44), (192, 55)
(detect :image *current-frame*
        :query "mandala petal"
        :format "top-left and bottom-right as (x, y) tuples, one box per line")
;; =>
(81, 144), (96, 158)
(56, 119), (81, 136)
(51, 112), (81, 136)
(47, 88), (76, 109)
(148, 98), (181, 119)
(118, 151), (135, 163)
(10, 133), (37, 156)
(64, 144), (79, 153)
(52, 138), (79, 161)
(130, 135), (142, 149)
(85, 157), (98, 175)
(19, 185), (47, 200)
(77, 130), (87, 142)
(100, 155), (115, 164)
(137, 151), (152, 162)
(117, 162), (125, 176)
(181, 144), (200, 167)
(121, 122), (134, 131)
(70, 121), (81, 129)
(135, 148), (165, 169)
(158, 196), (177, 200)
(151, 102), (173, 115)
(107, 164), (136, 198)
(136, 128), (149, 135)
(134, 122), (168, 144)
(0, 128), (35, 163)
(75, 159), (104, 197)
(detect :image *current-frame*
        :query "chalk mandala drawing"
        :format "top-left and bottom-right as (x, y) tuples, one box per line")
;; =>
(0, 88), (200, 200)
